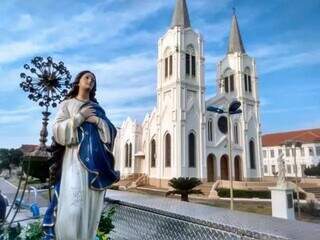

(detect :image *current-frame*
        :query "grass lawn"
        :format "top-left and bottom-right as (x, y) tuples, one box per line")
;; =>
(128, 187), (271, 215)
(127, 188), (320, 224)
(192, 198), (272, 216)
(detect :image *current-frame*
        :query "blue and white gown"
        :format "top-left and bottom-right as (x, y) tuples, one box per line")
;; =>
(45, 98), (118, 240)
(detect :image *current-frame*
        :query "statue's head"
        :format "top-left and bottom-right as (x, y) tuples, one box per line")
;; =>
(65, 70), (98, 103)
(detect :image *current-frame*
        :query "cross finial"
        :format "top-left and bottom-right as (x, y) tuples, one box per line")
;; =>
(227, 6), (246, 54)
(170, 0), (191, 29)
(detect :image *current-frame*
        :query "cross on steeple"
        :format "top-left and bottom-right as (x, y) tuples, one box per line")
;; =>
(170, 0), (191, 29)
(228, 10), (246, 54)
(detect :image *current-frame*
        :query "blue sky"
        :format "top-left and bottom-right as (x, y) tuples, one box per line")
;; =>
(0, 0), (319, 148)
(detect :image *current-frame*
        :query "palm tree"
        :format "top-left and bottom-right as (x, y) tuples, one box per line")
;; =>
(165, 177), (204, 202)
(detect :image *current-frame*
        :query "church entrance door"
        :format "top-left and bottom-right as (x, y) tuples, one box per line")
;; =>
(220, 155), (229, 180)
(234, 156), (241, 181)
(207, 154), (216, 182)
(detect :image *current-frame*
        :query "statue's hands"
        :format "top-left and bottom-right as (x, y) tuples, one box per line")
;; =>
(79, 106), (96, 119)
(86, 116), (99, 125)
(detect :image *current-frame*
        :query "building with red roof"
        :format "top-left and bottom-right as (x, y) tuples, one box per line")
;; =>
(262, 128), (320, 178)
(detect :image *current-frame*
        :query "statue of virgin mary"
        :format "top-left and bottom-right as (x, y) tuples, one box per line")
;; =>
(42, 70), (120, 240)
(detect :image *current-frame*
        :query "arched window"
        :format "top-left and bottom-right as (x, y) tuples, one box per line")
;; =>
(128, 143), (132, 168)
(208, 119), (213, 142)
(249, 140), (256, 169)
(150, 139), (156, 168)
(222, 68), (234, 93)
(169, 55), (173, 76)
(165, 133), (171, 167)
(230, 74), (234, 92)
(244, 67), (252, 93)
(164, 48), (173, 79)
(188, 132), (196, 167)
(192, 56), (196, 77)
(186, 45), (196, 78)
(224, 76), (229, 93)
(125, 143), (128, 167)
(234, 123), (239, 144)
(186, 53), (190, 76)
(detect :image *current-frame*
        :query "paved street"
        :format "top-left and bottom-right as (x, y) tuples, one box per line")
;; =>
(0, 177), (17, 196)
(1, 177), (49, 226)
(0, 177), (49, 207)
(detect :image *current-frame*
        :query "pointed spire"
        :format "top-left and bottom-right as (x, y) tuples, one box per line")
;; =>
(170, 0), (191, 29)
(228, 10), (245, 54)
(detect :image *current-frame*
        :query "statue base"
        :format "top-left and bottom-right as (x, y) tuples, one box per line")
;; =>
(269, 184), (295, 220)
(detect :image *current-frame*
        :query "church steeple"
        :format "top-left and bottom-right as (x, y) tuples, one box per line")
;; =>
(228, 12), (245, 54)
(170, 0), (191, 29)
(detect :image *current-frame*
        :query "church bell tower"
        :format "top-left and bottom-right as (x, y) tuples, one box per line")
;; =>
(216, 12), (262, 180)
(155, 0), (206, 181)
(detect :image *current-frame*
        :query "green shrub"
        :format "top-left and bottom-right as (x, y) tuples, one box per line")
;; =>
(300, 200), (320, 217)
(304, 163), (320, 176)
(166, 177), (204, 202)
(0, 223), (21, 240)
(18, 220), (43, 240)
(217, 188), (271, 199)
(97, 206), (116, 240)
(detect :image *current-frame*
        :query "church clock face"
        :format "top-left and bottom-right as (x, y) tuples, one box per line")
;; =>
(218, 116), (228, 134)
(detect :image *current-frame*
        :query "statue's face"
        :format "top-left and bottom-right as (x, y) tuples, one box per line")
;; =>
(79, 72), (95, 91)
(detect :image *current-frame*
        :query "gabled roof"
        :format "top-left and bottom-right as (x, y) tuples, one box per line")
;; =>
(170, 0), (191, 29)
(228, 14), (245, 54)
(19, 144), (38, 154)
(262, 128), (320, 147)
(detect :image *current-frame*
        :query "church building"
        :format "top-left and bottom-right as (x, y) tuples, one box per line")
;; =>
(113, 0), (263, 188)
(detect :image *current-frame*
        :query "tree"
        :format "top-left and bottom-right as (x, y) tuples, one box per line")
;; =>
(304, 163), (320, 177)
(165, 177), (204, 202)
(0, 149), (10, 172)
(0, 148), (24, 175)
(8, 149), (23, 166)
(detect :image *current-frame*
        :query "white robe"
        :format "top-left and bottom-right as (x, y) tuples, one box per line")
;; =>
(53, 98), (111, 240)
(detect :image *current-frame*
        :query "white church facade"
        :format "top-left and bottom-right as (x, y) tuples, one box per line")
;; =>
(113, 0), (263, 188)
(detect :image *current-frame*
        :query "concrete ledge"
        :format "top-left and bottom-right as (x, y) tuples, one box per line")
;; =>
(105, 190), (320, 240)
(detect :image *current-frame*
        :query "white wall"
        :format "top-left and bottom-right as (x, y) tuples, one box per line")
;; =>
(262, 143), (320, 177)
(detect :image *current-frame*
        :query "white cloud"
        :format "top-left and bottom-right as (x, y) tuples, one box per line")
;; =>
(0, 41), (44, 64)
(0, 1), (169, 65)
(14, 14), (34, 31)
(97, 84), (156, 107)
(201, 20), (230, 44)
(260, 50), (320, 74)
(250, 43), (293, 58)
(0, 115), (31, 124)
(107, 105), (155, 126)
(0, 107), (38, 124)
(0, 107), (38, 115)
(48, 52), (158, 125)
(0, 68), (24, 91)
(249, 42), (320, 75)
(0, 0), (319, 147)
(61, 51), (157, 97)
(263, 105), (319, 114)
(74, 53), (156, 85)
